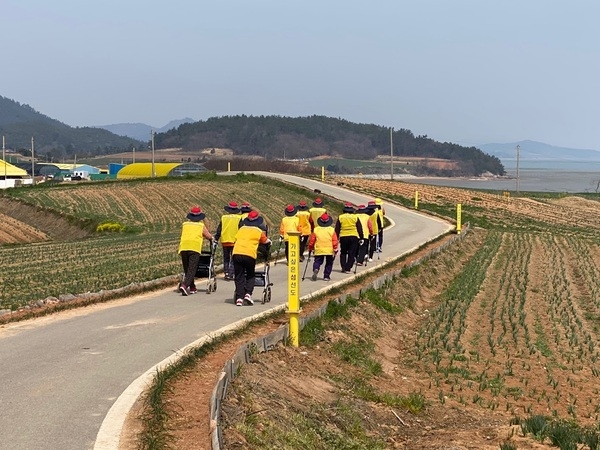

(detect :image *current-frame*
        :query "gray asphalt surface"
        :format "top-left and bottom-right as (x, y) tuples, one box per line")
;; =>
(0, 174), (452, 450)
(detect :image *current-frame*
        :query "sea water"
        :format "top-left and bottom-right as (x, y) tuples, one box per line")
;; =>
(399, 160), (600, 194)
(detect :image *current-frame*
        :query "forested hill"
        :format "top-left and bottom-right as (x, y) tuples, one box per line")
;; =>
(0, 96), (142, 160)
(157, 115), (505, 176)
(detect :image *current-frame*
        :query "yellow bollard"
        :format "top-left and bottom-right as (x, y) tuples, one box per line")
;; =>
(414, 190), (419, 210)
(286, 232), (302, 347)
(227, 161), (231, 172)
(456, 203), (462, 234)
(321, 166), (324, 181)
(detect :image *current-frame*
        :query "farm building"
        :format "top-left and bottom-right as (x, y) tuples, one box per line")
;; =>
(116, 162), (207, 179)
(108, 163), (126, 175)
(12, 163), (101, 179)
(0, 159), (31, 188)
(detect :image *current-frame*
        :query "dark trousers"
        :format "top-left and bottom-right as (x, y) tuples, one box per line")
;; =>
(339, 236), (359, 272)
(299, 235), (309, 258)
(356, 239), (369, 264)
(232, 254), (256, 300)
(312, 254), (334, 279)
(222, 245), (234, 277)
(368, 235), (377, 259)
(180, 251), (200, 289)
(377, 229), (384, 251)
(284, 241), (292, 262)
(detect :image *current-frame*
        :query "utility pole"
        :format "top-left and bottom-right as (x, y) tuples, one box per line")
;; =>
(390, 127), (394, 181)
(133, 146), (136, 163)
(31, 137), (35, 186)
(151, 130), (155, 178)
(2, 136), (6, 184)
(516, 144), (520, 194)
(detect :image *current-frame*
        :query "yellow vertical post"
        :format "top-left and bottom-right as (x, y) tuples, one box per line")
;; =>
(414, 190), (419, 209)
(321, 166), (324, 181)
(286, 231), (302, 347)
(456, 203), (462, 234)
(287, 231), (302, 347)
(227, 161), (231, 172)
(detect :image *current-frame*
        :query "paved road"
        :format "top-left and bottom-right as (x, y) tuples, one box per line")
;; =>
(0, 174), (452, 450)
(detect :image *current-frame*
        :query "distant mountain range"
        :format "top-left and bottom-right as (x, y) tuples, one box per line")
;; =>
(97, 118), (195, 141)
(479, 140), (600, 162)
(0, 96), (141, 156)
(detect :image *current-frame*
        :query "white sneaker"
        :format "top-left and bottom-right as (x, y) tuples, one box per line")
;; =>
(244, 293), (254, 305)
(236, 298), (243, 306)
(368, 258), (373, 262)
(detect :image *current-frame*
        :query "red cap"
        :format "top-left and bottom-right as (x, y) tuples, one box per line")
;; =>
(286, 204), (296, 213)
(228, 201), (238, 208)
(190, 206), (202, 215)
(247, 211), (259, 220)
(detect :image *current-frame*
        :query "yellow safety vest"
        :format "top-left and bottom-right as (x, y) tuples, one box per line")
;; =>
(337, 213), (359, 238)
(178, 221), (205, 253)
(233, 225), (265, 259)
(220, 213), (241, 244)
(357, 213), (371, 237)
(369, 212), (379, 235)
(309, 206), (326, 225)
(313, 226), (335, 256)
(280, 216), (300, 241)
(296, 210), (311, 236)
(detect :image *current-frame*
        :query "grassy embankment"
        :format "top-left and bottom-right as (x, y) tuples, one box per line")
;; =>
(150, 177), (600, 450)
(0, 173), (342, 316)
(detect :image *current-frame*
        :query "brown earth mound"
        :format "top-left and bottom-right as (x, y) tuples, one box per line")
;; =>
(0, 197), (92, 244)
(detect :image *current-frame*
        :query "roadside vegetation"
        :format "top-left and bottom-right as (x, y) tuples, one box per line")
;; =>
(138, 177), (600, 449)
(0, 173), (343, 316)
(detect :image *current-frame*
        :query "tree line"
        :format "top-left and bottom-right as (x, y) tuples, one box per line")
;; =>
(156, 115), (505, 176)
(0, 96), (142, 160)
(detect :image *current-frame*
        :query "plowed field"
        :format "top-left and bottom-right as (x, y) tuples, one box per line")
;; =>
(142, 178), (600, 450)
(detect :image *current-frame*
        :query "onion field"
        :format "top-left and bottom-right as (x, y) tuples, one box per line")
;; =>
(0, 174), (332, 312)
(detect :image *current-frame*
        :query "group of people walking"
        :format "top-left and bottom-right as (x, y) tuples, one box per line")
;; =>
(177, 197), (385, 305)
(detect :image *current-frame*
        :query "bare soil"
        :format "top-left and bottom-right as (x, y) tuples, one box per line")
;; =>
(0, 197), (92, 244)
(124, 185), (600, 450)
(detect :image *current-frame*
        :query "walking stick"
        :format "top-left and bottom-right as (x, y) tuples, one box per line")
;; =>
(353, 241), (362, 274)
(302, 251), (312, 281)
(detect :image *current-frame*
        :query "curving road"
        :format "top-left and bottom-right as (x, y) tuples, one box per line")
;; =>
(0, 174), (452, 450)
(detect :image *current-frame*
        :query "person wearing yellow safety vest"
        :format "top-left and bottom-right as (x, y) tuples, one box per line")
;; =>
(178, 206), (214, 296)
(307, 213), (339, 282)
(296, 200), (311, 262)
(367, 200), (383, 261)
(279, 204), (301, 263)
(374, 197), (386, 252)
(308, 197), (326, 232)
(214, 201), (241, 280)
(355, 204), (374, 266)
(334, 203), (364, 273)
(232, 211), (271, 306)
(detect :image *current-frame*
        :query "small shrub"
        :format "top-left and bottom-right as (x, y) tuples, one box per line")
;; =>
(96, 221), (126, 233)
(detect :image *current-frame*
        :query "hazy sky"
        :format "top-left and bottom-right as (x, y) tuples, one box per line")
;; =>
(3, 0), (600, 149)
